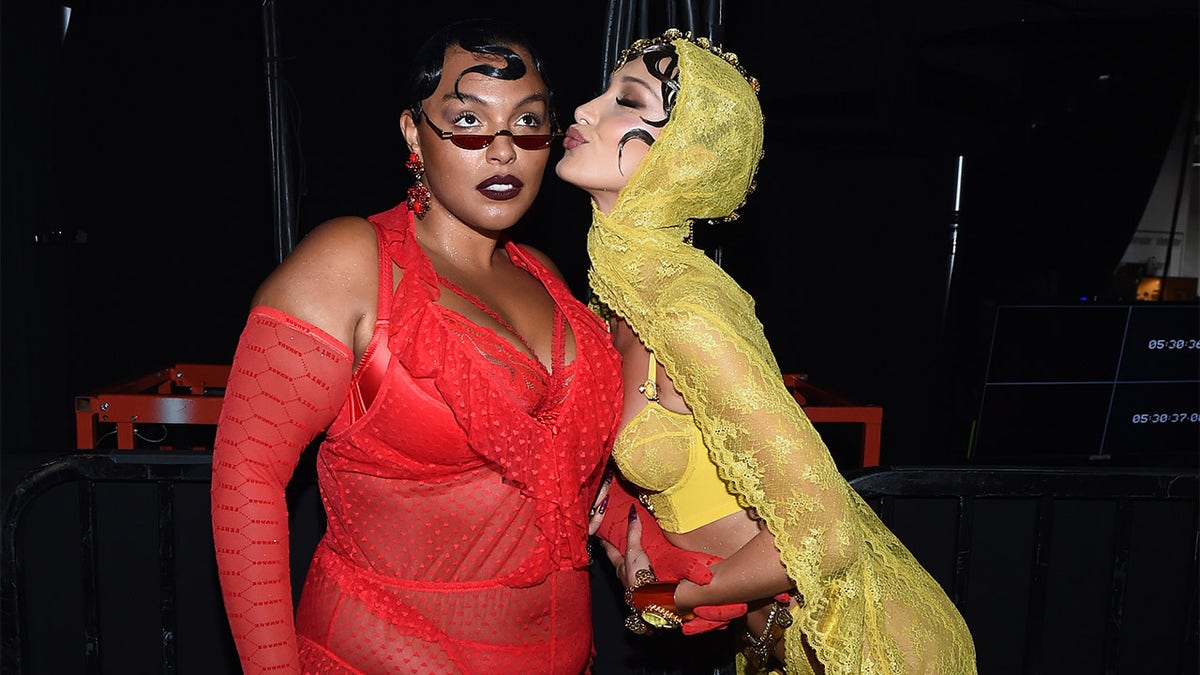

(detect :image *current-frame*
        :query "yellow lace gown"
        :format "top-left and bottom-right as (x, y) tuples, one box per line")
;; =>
(587, 33), (977, 675)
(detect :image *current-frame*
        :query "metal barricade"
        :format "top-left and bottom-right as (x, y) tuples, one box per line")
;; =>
(3, 456), (1195, 674)
(847, 466), (1199, 675)
(1, 451), (321, 675)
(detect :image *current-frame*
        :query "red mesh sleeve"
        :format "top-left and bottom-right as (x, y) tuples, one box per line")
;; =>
(210, 307), (352, 674)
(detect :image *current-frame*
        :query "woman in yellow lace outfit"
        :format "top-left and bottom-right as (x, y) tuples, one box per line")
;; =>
(560, 30), (977, 674)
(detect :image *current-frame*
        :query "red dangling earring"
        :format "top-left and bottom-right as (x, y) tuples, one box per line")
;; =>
(405, 152), (431, 218)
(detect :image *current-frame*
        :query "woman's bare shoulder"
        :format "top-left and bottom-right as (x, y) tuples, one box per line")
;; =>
(251, 216), (379, 344)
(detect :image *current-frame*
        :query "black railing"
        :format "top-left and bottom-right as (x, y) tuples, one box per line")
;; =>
(848, 466), (1199, 675)
(2, 453), (218, 674)
(3, 456), (1196, 674)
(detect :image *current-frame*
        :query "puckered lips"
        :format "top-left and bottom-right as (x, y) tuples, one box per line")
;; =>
(476, 174), (524, 201)
(563, 127), (587, 150)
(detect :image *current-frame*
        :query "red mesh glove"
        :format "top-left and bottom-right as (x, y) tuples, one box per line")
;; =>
(686, 604), (751, 635)
(594, 477), (748, 634)
(210, 308), (352, 674)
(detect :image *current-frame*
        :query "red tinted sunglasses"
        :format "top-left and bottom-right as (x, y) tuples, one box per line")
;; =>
(422, 113), (561, 151)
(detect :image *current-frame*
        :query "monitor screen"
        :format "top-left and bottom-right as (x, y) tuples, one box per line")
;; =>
(973, 303), (1199, 464)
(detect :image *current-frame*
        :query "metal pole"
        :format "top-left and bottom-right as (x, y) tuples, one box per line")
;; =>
(705, 0), (724, 44)
(262, 0), (296, 264)
(1160, 82), (1196, 284)
(944, 155), (965, 328)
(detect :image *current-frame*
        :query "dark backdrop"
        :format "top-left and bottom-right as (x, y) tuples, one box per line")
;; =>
(3, 1), (1196, 471)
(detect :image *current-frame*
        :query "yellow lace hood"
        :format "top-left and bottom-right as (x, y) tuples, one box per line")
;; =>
(586, 33), (767, 350)
(586, 31), (977, 675)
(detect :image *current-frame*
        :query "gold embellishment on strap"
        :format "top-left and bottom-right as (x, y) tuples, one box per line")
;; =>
(640, 354), (660, 402)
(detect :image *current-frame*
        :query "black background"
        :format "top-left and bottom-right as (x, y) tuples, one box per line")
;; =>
(3, 0), (1197, 469)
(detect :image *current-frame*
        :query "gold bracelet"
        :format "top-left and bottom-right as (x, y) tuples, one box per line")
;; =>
(742, 599), (794, 669)
(629, 579), (695, 631)
(623, 568), (658, 634)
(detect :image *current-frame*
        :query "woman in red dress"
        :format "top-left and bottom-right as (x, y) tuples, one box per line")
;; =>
(210, 18), (624, 674)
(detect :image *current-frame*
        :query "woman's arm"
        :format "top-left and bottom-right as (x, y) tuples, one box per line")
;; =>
(210, 218), (374, 673)
(210, 309), (352, 673)
(673, 527), (792, 612)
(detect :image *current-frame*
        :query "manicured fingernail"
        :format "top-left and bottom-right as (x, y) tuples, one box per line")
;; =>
(628, 505), (638, 522)
(598, 495), (609, 515)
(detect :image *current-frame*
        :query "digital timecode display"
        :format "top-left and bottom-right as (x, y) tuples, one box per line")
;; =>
(975, 304), (1199, 461)
(1130, 413), (1200, 423)
(1105, 381), (1199, 455)
(1119, 306), (1200, 381)
(1145, 339), (1200, 350)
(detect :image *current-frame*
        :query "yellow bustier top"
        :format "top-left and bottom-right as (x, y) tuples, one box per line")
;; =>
(610, 354), (742, 533)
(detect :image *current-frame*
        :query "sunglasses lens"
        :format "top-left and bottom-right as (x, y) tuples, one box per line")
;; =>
(450, 135), (492, 150)
(445, 132), (556, 151)
(512, 135), (553, 150)
(426, 114), (556, 151)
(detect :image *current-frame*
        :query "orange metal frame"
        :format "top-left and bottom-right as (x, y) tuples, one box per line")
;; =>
(72, 364), (879, 462)
(75, 363), (230, 450)
(783, 373), (882, 467)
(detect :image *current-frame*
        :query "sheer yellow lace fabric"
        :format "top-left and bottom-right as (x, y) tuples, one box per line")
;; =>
(587, 35), (976, 674)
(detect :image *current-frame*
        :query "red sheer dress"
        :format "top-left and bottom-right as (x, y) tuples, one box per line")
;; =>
(211, 203), (623, 674)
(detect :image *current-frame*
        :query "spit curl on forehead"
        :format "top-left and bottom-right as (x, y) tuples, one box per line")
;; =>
(405, 18), (556, 126)
(605, 32), (765, 226)
(614, 42), (679, 173)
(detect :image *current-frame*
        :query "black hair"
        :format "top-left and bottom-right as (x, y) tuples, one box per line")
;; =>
(615, 41), (677, 171)
(636, 42), (681, 119)
(405, 18), (557, 128)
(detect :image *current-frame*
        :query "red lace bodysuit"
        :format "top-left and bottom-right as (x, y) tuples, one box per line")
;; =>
(211, 203), (623, 674)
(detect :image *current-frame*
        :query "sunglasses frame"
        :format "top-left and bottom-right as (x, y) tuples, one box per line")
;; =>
(421, 112), (561, 151)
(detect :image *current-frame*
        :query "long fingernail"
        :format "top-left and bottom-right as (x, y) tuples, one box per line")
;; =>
(598, 494), (609, 515)
(628, 505), (638, 522)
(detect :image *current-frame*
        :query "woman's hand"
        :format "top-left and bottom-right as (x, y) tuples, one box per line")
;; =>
(598, 505), (653, 588)
(598, 504), (748, 634)
(588, 468), (615, 537)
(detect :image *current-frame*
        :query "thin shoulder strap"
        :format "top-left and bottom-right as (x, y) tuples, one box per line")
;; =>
(373, 219), (394, 322)
(348, 220), (393, 421)
(639, 353), (660, 402)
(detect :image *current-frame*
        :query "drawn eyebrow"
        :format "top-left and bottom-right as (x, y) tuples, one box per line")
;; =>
(439, 92), (549, 108)
(615, 75), (659, 98)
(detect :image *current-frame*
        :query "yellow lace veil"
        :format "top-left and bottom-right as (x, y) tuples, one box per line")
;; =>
(586, 30), (976, 675)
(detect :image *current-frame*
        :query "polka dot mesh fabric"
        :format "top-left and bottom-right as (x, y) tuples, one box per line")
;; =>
(211, 203), (624, 674)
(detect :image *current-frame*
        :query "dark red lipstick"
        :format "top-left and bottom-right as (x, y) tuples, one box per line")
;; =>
(476, 175), (524, 201)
